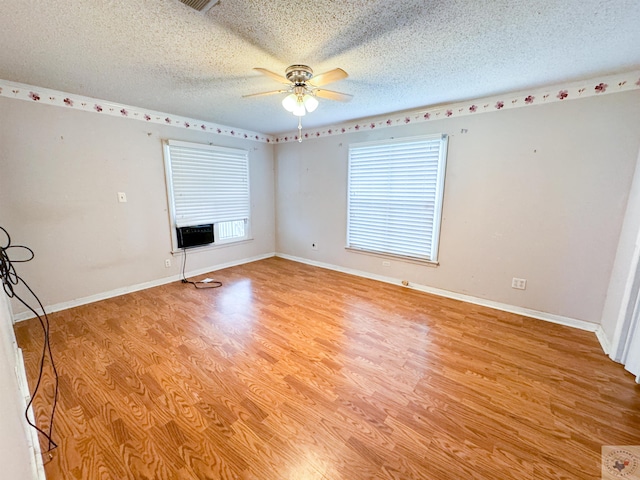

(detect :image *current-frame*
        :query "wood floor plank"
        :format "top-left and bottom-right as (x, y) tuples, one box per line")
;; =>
(14, 257), (640, 479)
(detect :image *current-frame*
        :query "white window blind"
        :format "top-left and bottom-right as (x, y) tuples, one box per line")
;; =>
(347, 134), (448, 262)
(165, 140), (250, 229)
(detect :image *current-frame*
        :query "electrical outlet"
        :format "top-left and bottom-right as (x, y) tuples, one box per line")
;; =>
(165, 259), (171, 268)
(117, 192), (127, 203)
(312, 243), (318, 250)
(512, 277), (527, 290)
(382, 260), (391, 267)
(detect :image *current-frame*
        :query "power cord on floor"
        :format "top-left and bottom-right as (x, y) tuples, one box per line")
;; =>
(0, 226), (59, 455)
(180, 248), (222, 289)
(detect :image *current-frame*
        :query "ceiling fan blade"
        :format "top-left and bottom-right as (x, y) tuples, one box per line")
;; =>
(253, 67), (289, 84)
(242, 89), (288, 98)
(308, 68), (348, 87)
(315, 89), (353, 102)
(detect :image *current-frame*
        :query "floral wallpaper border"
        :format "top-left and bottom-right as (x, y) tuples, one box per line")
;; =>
(272, 69), (640, 144)
(1, 70), (639, 145)
(0, 79), (270, 143)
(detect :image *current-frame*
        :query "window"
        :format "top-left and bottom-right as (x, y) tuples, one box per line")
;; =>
(164, 140), (250, 249)
(347, 134), (448, 263)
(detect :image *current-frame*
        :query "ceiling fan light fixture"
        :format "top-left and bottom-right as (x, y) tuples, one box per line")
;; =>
(303, 94), (319, 113)
(292, 100), (306, 117)
(282, 93), (297, 112)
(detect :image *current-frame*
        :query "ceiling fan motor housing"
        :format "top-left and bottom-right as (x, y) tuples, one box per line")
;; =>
(285, 65), (314, 85)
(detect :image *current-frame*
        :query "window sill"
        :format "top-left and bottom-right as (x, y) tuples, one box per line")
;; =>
(171, 238), (253, 255)
(345, 247), (439, 267)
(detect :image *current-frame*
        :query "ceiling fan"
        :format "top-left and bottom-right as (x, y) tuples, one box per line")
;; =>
(244, 65), (352, 140)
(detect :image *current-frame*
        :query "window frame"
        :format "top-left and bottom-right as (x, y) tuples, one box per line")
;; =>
(163, 139), (252, 252)
(346, 134), (448, 264)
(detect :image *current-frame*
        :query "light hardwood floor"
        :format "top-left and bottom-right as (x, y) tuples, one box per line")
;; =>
(14, 257), (640, 479)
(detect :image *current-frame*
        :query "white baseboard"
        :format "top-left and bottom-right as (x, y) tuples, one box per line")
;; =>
(12, 252), (276, 323)
(13, 250), (601, 337)
(596, 325), (612, 355)
(276, 253), (599, 333)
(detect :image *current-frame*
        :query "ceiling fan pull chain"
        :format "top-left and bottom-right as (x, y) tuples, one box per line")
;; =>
(298, 116), (302, 142)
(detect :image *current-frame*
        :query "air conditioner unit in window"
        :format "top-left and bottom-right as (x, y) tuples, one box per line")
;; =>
(176, 224), (214, 249)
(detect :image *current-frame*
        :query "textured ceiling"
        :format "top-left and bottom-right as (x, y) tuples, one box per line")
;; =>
(0, 0), (638, 135)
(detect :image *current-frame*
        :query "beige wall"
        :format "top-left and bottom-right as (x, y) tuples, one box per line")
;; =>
(275, 92), (640, 324)
(0, 97), (276, 315)
(1, 89), (639, 327)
